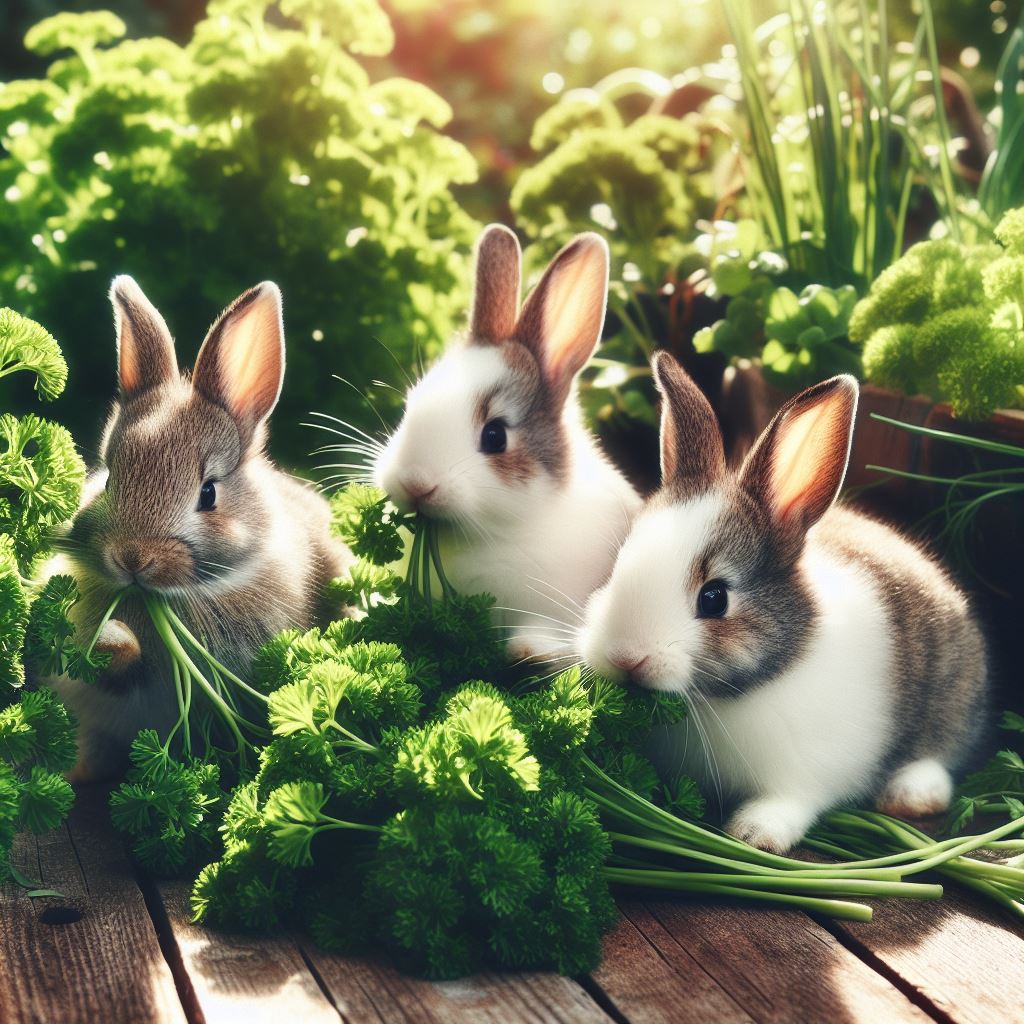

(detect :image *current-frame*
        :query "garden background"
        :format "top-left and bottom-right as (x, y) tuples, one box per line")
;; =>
(1, 0), (1023, 710)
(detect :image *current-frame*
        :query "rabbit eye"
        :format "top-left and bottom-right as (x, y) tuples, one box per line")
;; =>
(697, 579), (728, 618)
(480, 418), (507, 455)
(198, 479), (217, 511)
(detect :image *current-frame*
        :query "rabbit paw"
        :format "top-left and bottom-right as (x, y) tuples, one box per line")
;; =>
(93, 619), (142, 673)
(726, 797), (815, 854)
(877, 759), (952, 818)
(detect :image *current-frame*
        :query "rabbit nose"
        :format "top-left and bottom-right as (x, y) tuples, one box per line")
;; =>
(609, 653), (649, 676)
(110, 543), (154, 579)
(403, 481), (438, 504)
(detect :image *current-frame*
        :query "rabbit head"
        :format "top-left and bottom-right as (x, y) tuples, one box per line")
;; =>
(374, 224), (610, 528)
(580, 351), (858, 698)
(68, 276), (287, 596)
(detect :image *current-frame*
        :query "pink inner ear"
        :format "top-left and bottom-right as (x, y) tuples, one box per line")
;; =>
(215, 288), (283, 424)
(119, 337), (141, 394)
(770, 396), (851, 525)
(224, 317), (279, 417)
(539, 251), (606, 385)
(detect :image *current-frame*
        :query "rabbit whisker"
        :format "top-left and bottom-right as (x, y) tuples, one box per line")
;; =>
(525, 575), (585, 613)
(329, 375), (395, 434)
(369, 334), (415, 388)
(523, 582), (584, 626)
(301, 421), (386, 452)
(306, 410), (387, 448)
(686, 699), (724, 813)
(307, 443), (378, 459)
(690, 687), (756, 782)
(492, 606), (575, 631)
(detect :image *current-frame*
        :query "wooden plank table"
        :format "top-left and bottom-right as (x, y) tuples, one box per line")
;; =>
(3, 787), (1023, 1024)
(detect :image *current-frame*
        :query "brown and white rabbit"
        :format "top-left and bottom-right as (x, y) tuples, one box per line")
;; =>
(374, 224), (642, 660)
(580, 351), (988, 852)
(48, 276), (353, 781)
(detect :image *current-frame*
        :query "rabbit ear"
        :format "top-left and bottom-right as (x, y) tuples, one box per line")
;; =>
(514, 233), (608, 406)
(110, 276), (177, 397)
(739, 375), (858, 537)
(652, 351), (726, 487)
(192, 282), (285, 438)
(470, 224), (522, 342)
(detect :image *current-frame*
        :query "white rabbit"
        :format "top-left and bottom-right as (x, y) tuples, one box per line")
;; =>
(580, 351), (988, 852)
(374, 225), (642, 659)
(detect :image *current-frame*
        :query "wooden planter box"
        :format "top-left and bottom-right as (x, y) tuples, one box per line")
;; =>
(717, 362), (1024, 519)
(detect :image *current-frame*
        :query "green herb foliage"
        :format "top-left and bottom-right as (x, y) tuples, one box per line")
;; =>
(511, 90), (716, 448)
(693, 220), (862, 389)
(949, 713), (1024, 834)
(0, 1), (478, 461)
(0, 307), (84, 880)
(849, 209), (1024, 419)
(108, 484), (1024, 971)
(193, 639), (635, 976)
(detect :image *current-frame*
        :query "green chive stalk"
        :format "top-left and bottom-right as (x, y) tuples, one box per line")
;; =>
(138, 591), (269, 766)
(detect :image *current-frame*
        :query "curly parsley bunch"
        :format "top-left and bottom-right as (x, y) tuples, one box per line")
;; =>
(177, 488), (679, 976)
(0, 308), (85, 879)
(191, 630), (637, 977)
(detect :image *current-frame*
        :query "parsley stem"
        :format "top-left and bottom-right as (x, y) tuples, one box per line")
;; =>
(143, 593), (266, 757)
(605, 832), (906, 881)
(161, 604), (269, 704)
(602, 870), (875, 922)
(604, 867), (941, 900)
(324, 719), (377, 753)
(83, 590), (124, 659)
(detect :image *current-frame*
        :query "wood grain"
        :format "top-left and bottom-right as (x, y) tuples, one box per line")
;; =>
(594, 898), (932, 1024)
(0, 785), (185, 1024)
(302, 944), (613, 1024)
(153, 880), (340, 1024)
(589, 905), (754, 1024)
(830, 888), (1024, 1024)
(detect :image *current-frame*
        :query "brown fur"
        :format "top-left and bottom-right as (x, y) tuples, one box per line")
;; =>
(512, 234), (608, 409)
(52, 278), (353, 778)
(471, 225), (521, 342)
(114, 280), (176, 394)
(653, 350), (726, 490)
(815, 507), (988, 772)
(464, 230), (611, 488)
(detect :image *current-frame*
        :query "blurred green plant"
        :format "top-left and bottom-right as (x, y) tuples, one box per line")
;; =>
(693, 219), (861, 389)
(723, 0), (960, 285)
(865, 413), (1024, 583)
(376, 0), (731, 216)
(686, 0), (975, 398)
(849, 207), (1024, 419)
(978, 12), (1024, 222)
(0, 1), (478, 461)
(510, 79), (718, 463)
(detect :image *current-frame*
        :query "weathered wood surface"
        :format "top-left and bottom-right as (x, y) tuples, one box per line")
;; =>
(592, 898), (932, 1024)
(2, 784), (1024, 1024)
(304, 946), (613, 1024)
(832, 888), (1024, 1024)
(154, 880), (339, 1024)
(0, 787), (184, 1024)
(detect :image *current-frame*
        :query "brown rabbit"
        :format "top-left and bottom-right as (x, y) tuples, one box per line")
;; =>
(48, 276), (353, 780)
